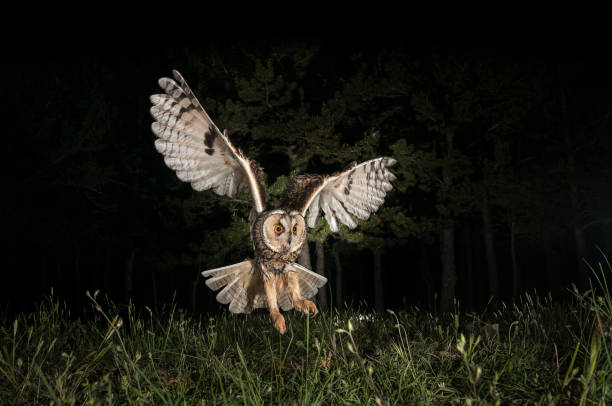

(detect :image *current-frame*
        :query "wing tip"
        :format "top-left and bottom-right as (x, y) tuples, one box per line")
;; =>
(172, 69), (183, 82)
(150, 94), (162, 105)
(316, 276), (328, 288)
(204, 278), (217, 290)
(158, 77), (173, 88)
(384, 157), (397, 166)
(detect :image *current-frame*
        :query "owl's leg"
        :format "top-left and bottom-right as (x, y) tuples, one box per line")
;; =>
(263, 274), (286, 334)
(286, 272), (318, 316)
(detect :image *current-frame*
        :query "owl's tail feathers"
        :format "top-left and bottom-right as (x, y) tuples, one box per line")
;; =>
(202, 260), (253, 291)
(289, 263), (328, 299)
(201, 260), (264, 314)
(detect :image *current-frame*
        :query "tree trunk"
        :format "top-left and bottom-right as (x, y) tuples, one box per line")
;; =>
(440, 224), (456, 312)
(542, 228), (555, 292)
(419, 243), (434, 310)
(560, 79), (588, 288)
(152, 268), (158, 307)
(74, 243), (81, 303)
(373, 250), (384, 312)
(56, 261), (61, 294)
(463, 222), (474, 307)
(315, 241), (328, 310)
(191, 255), (202, 313)
(481, 196), (499, 300)
(124, 248), (135, 303)
(41, 253), (47, 294)
(104, 247), (110, 293)
(573, 225), (588, 286)
(567, 142), (588, 287)
(92, 247), (99, 292)
(332, 241), (343, 308)
(298, 241), (312, 270)
(603, 227), (612, 259)
(440, 128), (456, 313)
(510, 213), (520, 298)
(191, 271), (200, 314)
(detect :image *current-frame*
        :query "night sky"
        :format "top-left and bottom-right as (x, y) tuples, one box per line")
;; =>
(3, 31), (612, 319)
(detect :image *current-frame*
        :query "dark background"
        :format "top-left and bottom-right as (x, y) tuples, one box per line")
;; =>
(3, 32), (612, 318)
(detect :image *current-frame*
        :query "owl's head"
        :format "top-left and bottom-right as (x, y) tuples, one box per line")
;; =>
(261, 209), (306, 254)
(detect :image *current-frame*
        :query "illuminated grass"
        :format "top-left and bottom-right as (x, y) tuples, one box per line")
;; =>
(1, 266), (611, 405)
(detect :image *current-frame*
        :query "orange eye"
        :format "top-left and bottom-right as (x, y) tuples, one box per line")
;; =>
(292, 226), (297, 233)
(274, 225), (284, 234)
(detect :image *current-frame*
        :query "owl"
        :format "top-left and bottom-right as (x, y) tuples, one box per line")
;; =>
(150, 70), (396, 334)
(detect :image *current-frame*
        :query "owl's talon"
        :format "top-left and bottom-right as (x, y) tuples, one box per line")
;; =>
(272, 312), (286, 334)
(306, 300), (319, 316)
(297, 299), (318, 316)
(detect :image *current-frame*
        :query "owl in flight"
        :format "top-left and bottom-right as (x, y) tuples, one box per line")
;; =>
(150, 70), (396, 334)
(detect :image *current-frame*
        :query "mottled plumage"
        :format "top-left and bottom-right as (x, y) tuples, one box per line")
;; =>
(151, 70), (266, 211)
(150, 70), (396, 333)
(279, 159), (396, 231)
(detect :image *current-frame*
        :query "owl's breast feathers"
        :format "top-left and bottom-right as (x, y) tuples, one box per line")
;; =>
(255, 244), (301, 278)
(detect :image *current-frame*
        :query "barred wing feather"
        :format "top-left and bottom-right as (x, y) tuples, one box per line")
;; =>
(280, 157), (396, 232)
(150, 70), (266, 213)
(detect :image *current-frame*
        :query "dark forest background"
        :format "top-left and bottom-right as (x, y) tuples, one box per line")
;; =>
(3, 39), (612, 318)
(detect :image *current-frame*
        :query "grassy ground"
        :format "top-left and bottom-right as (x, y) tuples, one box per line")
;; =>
(1, 267), (611, 405)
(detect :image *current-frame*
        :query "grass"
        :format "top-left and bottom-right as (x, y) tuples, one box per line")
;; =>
(1, 264), (611, 405)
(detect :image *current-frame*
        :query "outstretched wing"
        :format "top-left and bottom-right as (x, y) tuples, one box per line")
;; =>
(279, 157), (396, 232)
(150, 70), (266, 213)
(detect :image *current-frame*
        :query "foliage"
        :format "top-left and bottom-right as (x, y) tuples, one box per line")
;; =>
(5, 43), (612, 314)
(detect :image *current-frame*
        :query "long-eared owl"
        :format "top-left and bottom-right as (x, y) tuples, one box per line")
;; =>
(150, 70), (396, 333)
